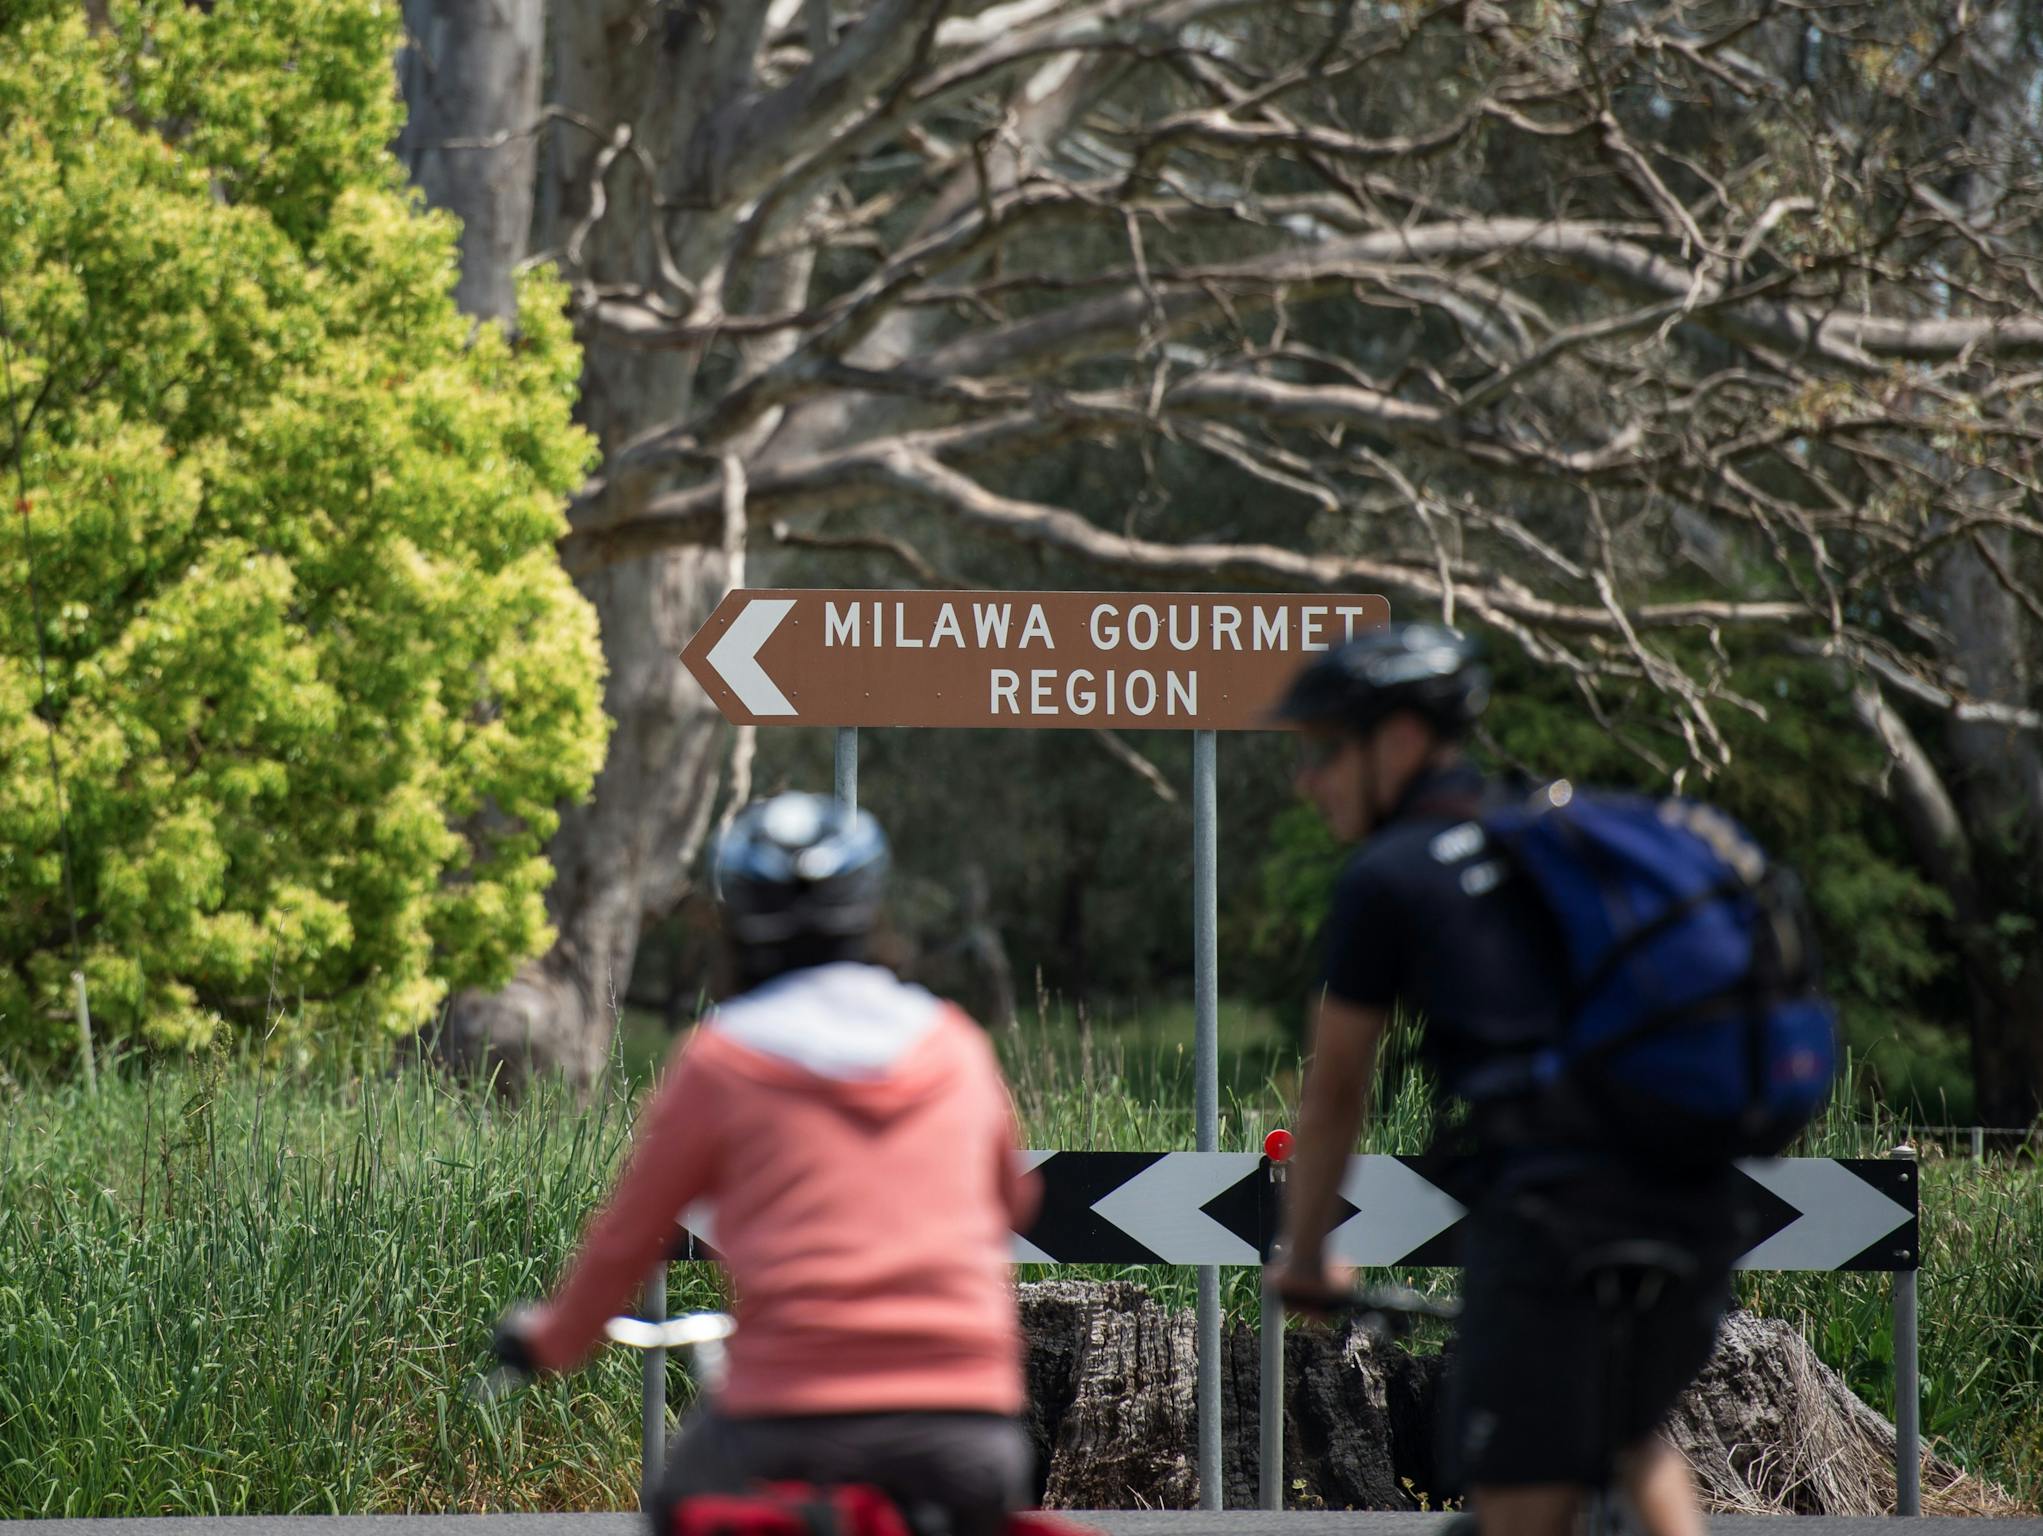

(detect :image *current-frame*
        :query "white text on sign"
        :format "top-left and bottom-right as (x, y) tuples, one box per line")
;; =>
(820, 598), (1375, 720)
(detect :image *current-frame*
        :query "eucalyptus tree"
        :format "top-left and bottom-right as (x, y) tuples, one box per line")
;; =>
(401, 0), (2043, 1120)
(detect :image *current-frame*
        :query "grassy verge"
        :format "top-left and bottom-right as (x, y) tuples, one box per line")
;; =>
(1, 1021), (2036, 1514)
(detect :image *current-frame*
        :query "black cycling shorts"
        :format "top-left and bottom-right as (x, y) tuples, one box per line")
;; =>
(653, 1406), (1033, 1536)
(1444, 1168), (1752, 1490)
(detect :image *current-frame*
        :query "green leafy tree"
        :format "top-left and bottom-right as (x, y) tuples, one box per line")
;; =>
(0, 4), (606, 1062)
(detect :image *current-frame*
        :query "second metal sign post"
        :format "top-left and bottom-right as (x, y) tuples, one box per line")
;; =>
(686, 587), (1387, 1511)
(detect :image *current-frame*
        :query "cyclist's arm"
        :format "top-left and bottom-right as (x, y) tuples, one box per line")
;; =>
(1281, 853), (1399, 1277)
(1001, 1096), (1042, 1231)
(1277, 992), (1387, 1274)
(522, 1038), (720, 1373)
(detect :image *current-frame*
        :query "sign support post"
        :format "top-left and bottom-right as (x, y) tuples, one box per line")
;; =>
(1193, 729), (1221, 1508)
(835, 726), (858, 812)
(1892, 1143), (1920, 1515)
(640, 1264), (666, 1505)
(1259, 1141), (1288, 1511)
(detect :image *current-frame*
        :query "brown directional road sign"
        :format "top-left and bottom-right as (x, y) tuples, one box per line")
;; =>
(679, 589), (1390, 731)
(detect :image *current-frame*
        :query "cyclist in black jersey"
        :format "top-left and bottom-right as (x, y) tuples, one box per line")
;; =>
(1267, 624), (1750, 1536)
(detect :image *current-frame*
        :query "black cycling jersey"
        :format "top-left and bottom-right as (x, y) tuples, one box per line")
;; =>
(1319, 756), (1753, 1491)
(1319, 759), (1567, 1100)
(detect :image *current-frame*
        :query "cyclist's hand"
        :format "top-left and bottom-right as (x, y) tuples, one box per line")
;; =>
(494, 1305), (545, 1377)
(1268, 1257), (1355, 1318)
(473, 1305), (544, 1400)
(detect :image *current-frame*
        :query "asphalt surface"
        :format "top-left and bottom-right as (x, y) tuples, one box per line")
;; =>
(4, 1514), (2038, 1535)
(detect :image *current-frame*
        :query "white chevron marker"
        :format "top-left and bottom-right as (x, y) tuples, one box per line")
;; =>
(1088, 1152), (1263, 1265)
(680, 1201), (717, 1250)
(1326, 1155), (1467, 1265)
(706, 598), (797, 715)
(1734, 1159), (1914, 1272)
(1011, 1150), (1060, 1263)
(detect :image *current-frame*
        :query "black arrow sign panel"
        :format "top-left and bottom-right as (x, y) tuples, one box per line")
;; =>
(1196, 1159), (1367, 1262)
(668, 1226), (719, 1264)
(667, 1152), (1920, 1272)
(1197, 1160), (1273, 1258)
(1838, 1158), (1919, 1273)
(1018, 1151), (1171, 1264)
(1396, 1155), (1468, 1267)
(1732, 1164), (1807, 1253)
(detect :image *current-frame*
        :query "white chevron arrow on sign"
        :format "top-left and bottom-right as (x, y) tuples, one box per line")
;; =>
(1011, 1150), (1059, 1264)
(1326, 1156), (1467, 1265)
(1088, 1152), (1264, 1264)
(704, 598), (797, 715)
(681, 1200), (717, 1250)
(1734, 1158), (1914, 1272)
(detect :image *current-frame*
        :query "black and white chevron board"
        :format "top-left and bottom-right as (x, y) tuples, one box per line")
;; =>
(674, 1152), (1918, 1272)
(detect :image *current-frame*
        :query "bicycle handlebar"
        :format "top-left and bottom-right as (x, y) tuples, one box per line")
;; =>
(604, 1312), (737, 1351)
(1274, 1280), (1462, 1344)
(1343, 1283), (1462, 1324)
(469, 1309), (738, 1405)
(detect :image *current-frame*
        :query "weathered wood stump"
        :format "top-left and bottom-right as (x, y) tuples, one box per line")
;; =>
(1018, 1281), (2016, 1516)
(1020, 1280), (1199, 1508)
(1019, 1280), (1434, 1509)
(1664, 1310), (2004, 1516)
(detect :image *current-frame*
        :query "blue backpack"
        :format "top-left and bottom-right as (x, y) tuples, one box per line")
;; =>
(1472, 781), (1837, 1163)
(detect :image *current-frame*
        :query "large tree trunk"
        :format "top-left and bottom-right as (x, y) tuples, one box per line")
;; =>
(1917, 14), (2043, 1130)
(409, 0), (1111, 1090)
(428, 0), (840, 1091)
(1850, 675), (2043, 1130)
(424, 0), (744, 1092)
(1933, 534), (2043, 1127)
(395, 0), (543, 325)
(400, 0), (697, 1090)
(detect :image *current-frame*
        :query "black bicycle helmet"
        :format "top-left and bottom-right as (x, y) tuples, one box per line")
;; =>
(1272, 622), (1489, 738)
(712, 792), (889, 947)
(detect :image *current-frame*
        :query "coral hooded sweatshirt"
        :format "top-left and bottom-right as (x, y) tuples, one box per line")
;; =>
(525, 963), (1040, 1417)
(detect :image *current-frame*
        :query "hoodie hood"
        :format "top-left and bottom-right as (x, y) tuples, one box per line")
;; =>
(701, 963), (957, 1119)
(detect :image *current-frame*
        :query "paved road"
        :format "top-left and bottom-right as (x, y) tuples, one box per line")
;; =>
(5, 1514), (2036, 1535)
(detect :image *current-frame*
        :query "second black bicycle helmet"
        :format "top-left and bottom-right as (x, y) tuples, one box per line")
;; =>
(1272, 622), (1490, 738)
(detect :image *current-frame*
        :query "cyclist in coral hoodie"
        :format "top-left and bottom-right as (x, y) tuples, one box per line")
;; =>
(495, 793), (1041, 1536)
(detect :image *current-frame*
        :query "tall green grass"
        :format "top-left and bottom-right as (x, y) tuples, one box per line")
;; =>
(0, 1058), (723, 1514)
(0, 1022), (2036, 1514)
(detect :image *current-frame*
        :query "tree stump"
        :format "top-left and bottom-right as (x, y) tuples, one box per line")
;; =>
(1019, 1281), (2019, 1515)
(1664, 1311), (2012, 1516)
(1020, 1280), (1199, 1508)
(1019, 1281), (1434, 1510)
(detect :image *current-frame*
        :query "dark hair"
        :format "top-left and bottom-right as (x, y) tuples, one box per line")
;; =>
(727, 930), (871, 990)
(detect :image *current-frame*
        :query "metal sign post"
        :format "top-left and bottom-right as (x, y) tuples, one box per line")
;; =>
(1258, 1131), (1292, 1512)
(835, 726), (858, 812)
(640, 1263), (666, 1505)
(1892, 1143), (1921, 1516)
(1192, 730), (1221, 1507)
